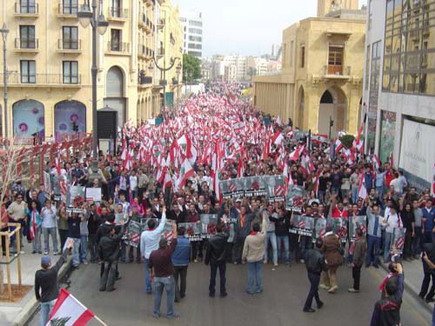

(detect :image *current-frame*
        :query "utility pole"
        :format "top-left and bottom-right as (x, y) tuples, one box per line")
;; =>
(0, 23), (10, 140)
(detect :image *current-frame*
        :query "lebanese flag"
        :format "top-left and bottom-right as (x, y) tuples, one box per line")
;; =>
(335, 138), (344, 154)
(389, 152), (394, 168)
(271, 131), (283, 146)
(237, 155), (244, 178)
(373, 154), (381, 171)
(358, 173), (368, 200)
(289, 145), (305, 161)
(175, 159), (194, 192)
(47, 288), (94, 326)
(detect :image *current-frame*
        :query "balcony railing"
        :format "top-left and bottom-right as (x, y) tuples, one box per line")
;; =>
(0, 73), (81, 86)
(108, 7), (128, 19)
(107, 41), (130, 53)
(15, 38), (39, 51)
(323, 65), (351, 78)
(58, 3), (78, 16)
(138, 75), (153, 85)
(58, 39), (81, 51)
(15, 2), (39, 15)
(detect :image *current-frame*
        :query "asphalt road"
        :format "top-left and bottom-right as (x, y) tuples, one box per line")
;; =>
(27, 261), (431, 326)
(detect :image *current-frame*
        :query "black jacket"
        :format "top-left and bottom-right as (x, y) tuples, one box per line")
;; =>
(35, 250), (67, 302)
(271, 213), (290, 237)
(422, 243), (435, 274)
(205, 232), (229, 265)
(305, 248), (326, 274)
(99, 233), (123, 262)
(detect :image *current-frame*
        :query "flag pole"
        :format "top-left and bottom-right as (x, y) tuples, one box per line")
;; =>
(94, 315), (108, 326)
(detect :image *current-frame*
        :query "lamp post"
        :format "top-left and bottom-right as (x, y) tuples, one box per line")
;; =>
(77, 0), (108, 171)
(150, 56), (181, 110)
(0, 23), (9, 140)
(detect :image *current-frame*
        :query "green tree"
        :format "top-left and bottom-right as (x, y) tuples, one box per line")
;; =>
(183, 54), (201, 82)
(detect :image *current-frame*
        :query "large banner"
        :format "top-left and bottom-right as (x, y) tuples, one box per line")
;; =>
(289, 215), (314, 237)
(219, 175), (283, 201)
(178, 222), (202, 241)
(349, 216), (367, 240)
(66, 186), (85, 213)
(399, 119), (435, 189)
(285, 185), (307, 212)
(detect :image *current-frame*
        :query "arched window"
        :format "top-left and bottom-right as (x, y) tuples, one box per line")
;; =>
(13, 99), (45, 138)
(54, 100), (86, 142)
(320, 90), (334, 104)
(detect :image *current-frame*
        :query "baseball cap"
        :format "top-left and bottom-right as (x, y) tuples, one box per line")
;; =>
(41, 256), (51, 265)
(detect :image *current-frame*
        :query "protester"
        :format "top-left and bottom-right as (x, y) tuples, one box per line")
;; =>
(99, 225), (123, 292)
(303, 238), (326, 312)
(348, 227), (367, 293)
(205, 221), (229, 297)
(148, 222), (178, 318)
(140, 206), (167, 294)
(40, 199), (59, 256)
(419, 243), (435, 303)
(242, 214), (267, 294)
(366, 204), (382, 268)
(320, 227), (343, 293)
(7, 194), (27, 253)
(35, 240), (73, 326)
(172, 226), (190, 302)
(26, 200), (42, 254)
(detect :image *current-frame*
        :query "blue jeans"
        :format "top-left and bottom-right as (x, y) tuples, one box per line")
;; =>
(265, 232), (278, 265)
(366, 235), (381, 266)
(351, 186), (359, 204)
(276, 235), (290, 264)
(40, 299), (56, 326)
(42, 227), (58, 253)
(376, 186), (383, 201)
(153, 276), (175, 317)
(32, 227), (42, 252)
(144, 259), (152, 293)
(80, 235), (88, 262)
(413, 227), (422, 255)
(383, 232), (393, 262)
(71, 237), (81, 267)
(304, 272), (321, 310)
(247, 261), (263, 293)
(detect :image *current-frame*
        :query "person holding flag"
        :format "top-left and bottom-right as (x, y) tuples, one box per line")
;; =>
(35, 240), (73, 326)
(26, 200), (42, 254)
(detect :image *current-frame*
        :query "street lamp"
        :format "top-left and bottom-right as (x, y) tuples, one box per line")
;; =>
(151, 56), (181, 110)
(0, 23), (9, 139)
(77, 0), (108, 172)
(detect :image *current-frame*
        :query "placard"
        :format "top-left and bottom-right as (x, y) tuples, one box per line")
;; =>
(349, 215), (367, 240)
(86, 187), (102, 203)
(327, 217), (348, 244)
(390, 227), (407, 255)
(66, 186), (86, 213)
(178, 222), (202, 241)
(200, 214), (218, 238)
(285, 185), (307, 212)
(289, 215), (314, 237)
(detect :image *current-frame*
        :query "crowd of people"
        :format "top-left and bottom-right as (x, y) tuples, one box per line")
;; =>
(1, 83), (434, 325)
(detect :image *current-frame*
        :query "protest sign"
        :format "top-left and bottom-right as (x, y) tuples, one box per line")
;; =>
(286, 185), (307, 212)
(290, 215), (315, 237)
(179, 222), (202, 241)
(85, 187), (102, 203)
(244, 176), (267, 197)
(327, 217), (348, 244)
(200, 214), (219, 238)
(125, 220), (144, 248)
(44, 171), (52, 195)
(66, 186), (86, 213)
(390, 227), (407, 255)
(314, 218), (327, 240)
(265, 175), (285, 202)
(349, 215), (367, 240)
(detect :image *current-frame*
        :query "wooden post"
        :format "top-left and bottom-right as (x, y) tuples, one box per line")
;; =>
(16, 225), (22, 286)
(5, 234), (12, 301)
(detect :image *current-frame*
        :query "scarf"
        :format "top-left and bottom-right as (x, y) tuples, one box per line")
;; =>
(249, 231), (258, 236)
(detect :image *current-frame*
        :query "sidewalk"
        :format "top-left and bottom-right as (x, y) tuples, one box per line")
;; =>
(381, 257), (433, 314)
(0, 252), (70, 326)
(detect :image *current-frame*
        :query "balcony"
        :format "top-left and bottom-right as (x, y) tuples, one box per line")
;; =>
(322, 65), (351, 80)
(0, 73), (81, 88)
(108, 7), (128, 21)
(107, 41), (130, 55)
(157, 18), (165, 29)
(14, 2), (39, 17)
(138, 74), (153, 87)
(57, 4), (79, 18)
(157, 47), (165, 57)
(14, 38), (39, 53)
(57, 39), (81, 54)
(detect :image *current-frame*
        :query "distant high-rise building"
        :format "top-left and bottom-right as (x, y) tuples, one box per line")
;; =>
(180, 11), (203, 58)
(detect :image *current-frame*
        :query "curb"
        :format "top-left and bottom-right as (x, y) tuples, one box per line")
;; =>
(11, 258), (72, 326)
(380, 262), (433, 314)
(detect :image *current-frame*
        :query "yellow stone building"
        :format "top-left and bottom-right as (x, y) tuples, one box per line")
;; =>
(0, 0), (182, 143)
(253, 0), (366, 135)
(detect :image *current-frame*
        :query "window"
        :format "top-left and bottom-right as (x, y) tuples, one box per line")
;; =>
(20, 25), (36, 48)
(63, 0), (78, 14)
(300, 45), (305, 68)
(290, 41), (294, 67)
(20, 60), (36, 83)
(188, 35), (202, 42)
(20, 0), (36, 13)
(62, 26), (78, 49)
(110, 29), (121, 51)
(365, 45), (371, 90)
(111, 0), (122, 17)
(63, 61), (79, 84)
(188, 43), (202, 50)
(328, 45), (344, 74)
(189, 20), (202, 27)
(188, 28), (202, 34)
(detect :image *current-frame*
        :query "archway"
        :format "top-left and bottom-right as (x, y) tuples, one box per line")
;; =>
(54, 100), (86, 142)
(318, 87), (347, 136)
(104, 66), (126, 128)
(13, 100), (45, 138)
(297, 86), (305, 129)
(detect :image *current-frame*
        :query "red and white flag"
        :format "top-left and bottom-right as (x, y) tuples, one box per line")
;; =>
(373, 154), (381, 171)
(289, 145), (305, 161)
(358, 173), (368, 200)
(47, 288), (94, 326)
(271, 131), (283, 146)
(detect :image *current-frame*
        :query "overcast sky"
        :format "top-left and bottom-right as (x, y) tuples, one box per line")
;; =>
(173, 0), (368, 57)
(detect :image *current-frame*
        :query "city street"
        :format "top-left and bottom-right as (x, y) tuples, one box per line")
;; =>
(27, 261), (431, 326)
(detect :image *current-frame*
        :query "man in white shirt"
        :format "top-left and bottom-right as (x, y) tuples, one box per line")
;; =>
(382, 206), (402, 263)
(140, 207), (167, 294)
(41, 200), (59, 255)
